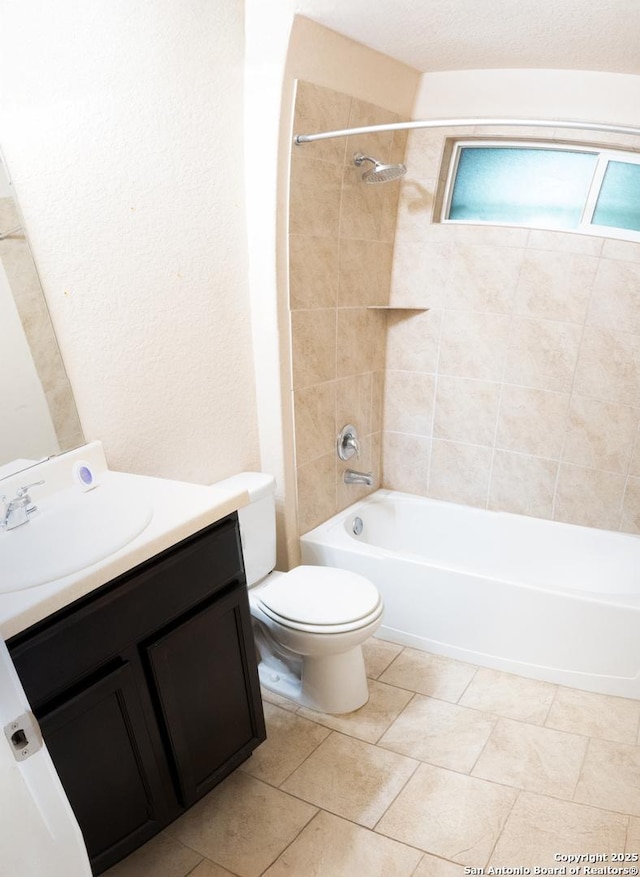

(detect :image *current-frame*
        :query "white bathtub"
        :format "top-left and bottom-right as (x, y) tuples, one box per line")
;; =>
(300, 489), (640, 699)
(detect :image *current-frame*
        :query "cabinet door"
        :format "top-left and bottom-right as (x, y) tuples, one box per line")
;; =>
(145, 585), (265, 805)
(38, 661), (170, 875)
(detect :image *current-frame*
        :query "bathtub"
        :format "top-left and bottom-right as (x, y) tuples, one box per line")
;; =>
(300, 489), (640, 699)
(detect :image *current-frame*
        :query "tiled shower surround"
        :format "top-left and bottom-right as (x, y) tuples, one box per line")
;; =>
(289, 81), (407, 533)
(290, 81), (640, 535)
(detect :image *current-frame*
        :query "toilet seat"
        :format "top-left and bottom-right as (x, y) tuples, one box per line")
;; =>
(253, 566), (383, 635)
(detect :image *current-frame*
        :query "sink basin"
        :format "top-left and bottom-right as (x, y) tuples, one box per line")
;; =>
(0, 480), (153, 592)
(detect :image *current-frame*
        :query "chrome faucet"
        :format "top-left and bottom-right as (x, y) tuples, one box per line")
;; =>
(344, 469), (373, 487)
(337, 424), (361, 461)
(1, 481), (44, 531)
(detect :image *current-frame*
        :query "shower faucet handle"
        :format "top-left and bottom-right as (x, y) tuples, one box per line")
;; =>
(337, 424), (360, 461)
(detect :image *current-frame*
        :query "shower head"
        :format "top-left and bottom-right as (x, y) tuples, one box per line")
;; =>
(353, 153), (407, 183)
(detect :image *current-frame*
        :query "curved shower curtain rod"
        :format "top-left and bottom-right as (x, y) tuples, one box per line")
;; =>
(293, 117), (640, 144)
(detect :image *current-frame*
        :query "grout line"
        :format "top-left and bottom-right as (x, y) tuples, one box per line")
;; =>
(541, 684), (561, 727)
(410, 851), (470, 875)
(617, 415), (640, 532)
(257, 808), (322, 877)
(268, 718), (334, 788)
(483, 788), (522, 868)
(175, 853), (207, 877)
(455, 664), (480, 704)
(370, 757), (422, 834)
(197, 861), (242, 877)
(465, 712), (501, 777)
(371, 641), (405, 680)
(485, 242), (528, 511)
(334, 131), (348, 385)
(568, 795), (640, 821)
(570, 735), (591, 802)
(377, 643), (406, 679)
(425, 307), (446, 496)
(434, 367), (640, 410)
(345, 428), (640, 476)
(550, 257), (601, 521)
(372, 691), (418, 746)
(165, 837), (233, 876)
(624, 814), (633, 856)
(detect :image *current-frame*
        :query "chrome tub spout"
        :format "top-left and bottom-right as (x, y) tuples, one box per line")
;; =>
(344, 469), (373, 486)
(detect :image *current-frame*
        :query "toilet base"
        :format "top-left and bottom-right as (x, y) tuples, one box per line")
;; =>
(258, 661), (303, 704)
(258, 644), (370, 714)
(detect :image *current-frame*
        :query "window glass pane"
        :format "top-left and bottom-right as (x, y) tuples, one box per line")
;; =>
(592, 161), (640, 232)
(449, 147), (597, 229)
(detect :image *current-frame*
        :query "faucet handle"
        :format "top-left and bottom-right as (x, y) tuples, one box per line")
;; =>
(16, 480), (45, 498)
(16, 480), (45, 514)
(337, 424), (361, 461)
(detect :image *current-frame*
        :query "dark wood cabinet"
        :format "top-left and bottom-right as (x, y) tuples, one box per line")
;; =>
(38, 660), (170, 870)
(8, 513), (266, 875)
(145, 586), (259, 806)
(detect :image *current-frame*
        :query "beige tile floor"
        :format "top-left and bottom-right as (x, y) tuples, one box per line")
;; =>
(105, 637), (640, 877)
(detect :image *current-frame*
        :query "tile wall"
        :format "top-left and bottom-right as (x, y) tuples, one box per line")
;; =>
(290, 91), (640, 536)
(384, 126), (640, 534)
(289, 81), (407, 533)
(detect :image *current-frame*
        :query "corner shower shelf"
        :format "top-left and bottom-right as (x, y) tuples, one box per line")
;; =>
(366, 306), (429, 311)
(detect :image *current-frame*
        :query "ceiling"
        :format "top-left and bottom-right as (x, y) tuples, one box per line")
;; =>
(294, 0), (640, 75)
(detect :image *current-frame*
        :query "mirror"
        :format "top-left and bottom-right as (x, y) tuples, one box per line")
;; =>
(0, 153), (83, 478)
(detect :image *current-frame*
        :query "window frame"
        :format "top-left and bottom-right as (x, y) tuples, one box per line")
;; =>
(441, 140), (640, 243)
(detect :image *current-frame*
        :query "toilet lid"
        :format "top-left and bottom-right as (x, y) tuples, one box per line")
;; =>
(255, 566), (381, 626)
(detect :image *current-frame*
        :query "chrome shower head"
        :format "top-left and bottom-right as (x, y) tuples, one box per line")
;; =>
(353, 152), (407, 183)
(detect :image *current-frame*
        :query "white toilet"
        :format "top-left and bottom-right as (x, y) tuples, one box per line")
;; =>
(218, 473), (383, 714)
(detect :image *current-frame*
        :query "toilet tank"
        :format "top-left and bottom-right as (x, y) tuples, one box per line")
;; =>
(214, 472), (276, 586)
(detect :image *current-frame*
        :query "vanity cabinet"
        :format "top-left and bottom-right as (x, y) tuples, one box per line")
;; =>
(7, 513), (266, 875)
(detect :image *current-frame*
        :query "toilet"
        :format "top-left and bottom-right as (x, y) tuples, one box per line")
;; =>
(217, 472), (383, 714)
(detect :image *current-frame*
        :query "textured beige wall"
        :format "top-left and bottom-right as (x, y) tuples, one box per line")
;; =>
(289, 81), (407, 533)
(288, 17), (418, 117)
(384, 125), (640, 534)
(0, 0), (259, 484)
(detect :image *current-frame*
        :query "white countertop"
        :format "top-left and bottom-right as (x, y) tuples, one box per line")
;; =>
(0, 445), (249, 640)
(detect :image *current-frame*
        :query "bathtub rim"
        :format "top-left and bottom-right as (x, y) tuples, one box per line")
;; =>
(300, 488), (640, 608)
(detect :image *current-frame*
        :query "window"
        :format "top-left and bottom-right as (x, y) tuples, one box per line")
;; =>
(592, 160), (640, 233)
(443, 141), (640, 241)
